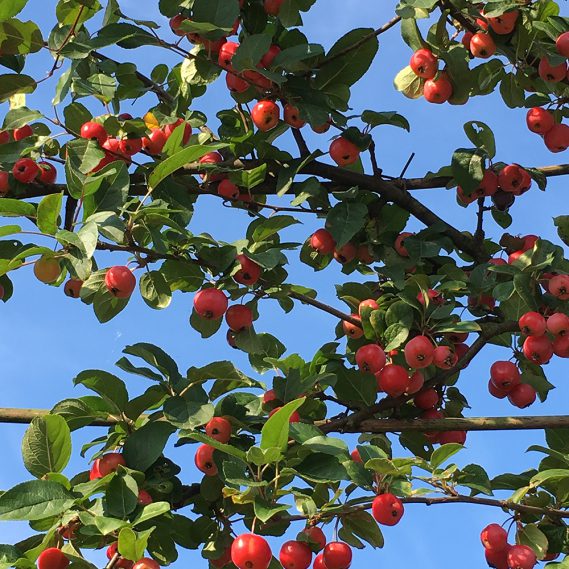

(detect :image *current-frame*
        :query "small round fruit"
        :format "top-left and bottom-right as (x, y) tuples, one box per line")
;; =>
(406, 371), (424, 395)
(395, 232), (413, 256)
(333, 243), (357, 264)
(488, 10), (518, 34)
(404, 335), (434, 369)
(261, 45), (281, 67)
(549, 274), (569, 299)
(358, 298), (379, 314)
(37, 549), (69, 569)
(34, 256), (61, 284)
(518, 311), (546, 336)
(485, 546), (510, 569)
(329, 137), (360, 167)
(194, 444), (218, 476)
(342, 316), (363, 339)
(194, 288), (228, 319)
(284, 104), (306, 129)
(547, 312), (569, 336)
(0, 171), (9, 194)
(218, 179), (240, 200)
(526, 107), (554, 134)
(205, 417), (232, 443)
(105, 266), (136, 298)
(231, 534), (272, 569)
(170, 15), (187, 36)
(480, 523), (508, 551)
(506, 545), (537, 569)
(310, 229), (335, 255)
(350, 449), (362, 463)
(225, 304), (254, 331)
(432, 345), (458, 369)
(490, 361), (520, 391)
(544, 123), (569, 153)
(410, 48), (438, 79)
(264, 0), (284, 16)
(313, 554), (327, 569)
(300, 527), (326, 552)
(355, 344), (386, 374)
(322, 543), (352, 569)
(226, 72), (249, 93)
(470, 32), (496, 58)
(413, 388), (439, 410)
(498, 164), (524, 193)
(376, 364), (409, 397)
(522, 335), (553, 365)
(218, 41), (240, 69)
(234, 254), (262, 286)
(538, 57), (567, 82)
(423, 73), (453, 104)
(279, 541), (312, 569)
(142, 129), (168, 155)
(99, 452), (126, 476)
(37, 162), (57, 185)
(13, 124), (33, 140)
(132, 559), (160, 569)
(508, 383), (537, 408)
(438, 430), (467, 445)
(251, 100), (280, 132)
(13, 158), (40, 183)
(488, 379), (509, 399)
(137, 489), (153, 505)
(64, 279), (83, 298)
(80, 121), (108, 145)
(372, 493), (404, 526)
(557, 31), (569, 57)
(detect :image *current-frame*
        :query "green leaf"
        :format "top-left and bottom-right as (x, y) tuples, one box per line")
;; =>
(361, 110), (410, 132)
(232, 34), (272, 72)
(326, 201), (368, 248)
(163, 393), (214, 430)
(36, 193), (62, 235)
(139, 271), (172, 310)
(132, 501), (171, 527)
(105, 474), (139, 518)
(148, 144), (227, 189)
(0, 73), (35, 101)
(451, 148), (485, 193)
(178, 432), (247, 462)
(343, 511), (384, 549)
(463, 121), (496, 159)
(431, 443), (463, 469)
(122, 421), (176, 472)
(518, 524), (549, 559)
(73, 369), (129, 413)
(393, 66), (424, 99)
(0, 1), (28, 21)
(0, 544), (20, 569)
(260, 398), (305, 452)
(554, 216), (569, 248)
(0, 198), (36, 217)
(0, 480), (75, 520)
(315, 28), (379, 89)
(0, 19), (43, 55)
(118, 527), (154, 562)
(21, 415), (71, 478)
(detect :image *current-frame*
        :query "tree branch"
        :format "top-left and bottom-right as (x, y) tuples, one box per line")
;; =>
(2, 408), (569, 433)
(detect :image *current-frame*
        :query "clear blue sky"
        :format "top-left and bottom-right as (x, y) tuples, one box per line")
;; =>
(1, 1), (566, 567)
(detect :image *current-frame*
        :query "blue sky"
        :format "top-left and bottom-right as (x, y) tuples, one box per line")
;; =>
(1, 1), (567, 567)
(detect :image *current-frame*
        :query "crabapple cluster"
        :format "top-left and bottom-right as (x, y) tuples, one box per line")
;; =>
(479, 522), (551, 569)
(457, 164), (533, 208)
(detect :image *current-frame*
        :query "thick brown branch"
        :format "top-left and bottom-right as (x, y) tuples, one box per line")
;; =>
(327, 415), (569, 433)
(2, 408), (568, 434)
(283, 494), (569, 523)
